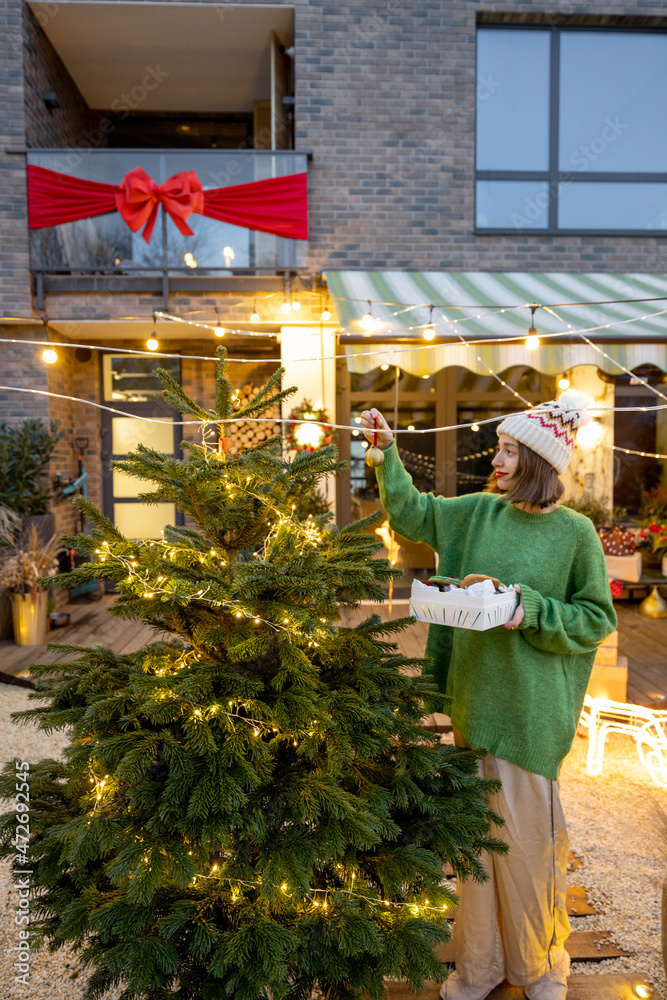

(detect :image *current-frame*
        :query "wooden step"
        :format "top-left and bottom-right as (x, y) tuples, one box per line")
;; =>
(567, 886), (597, 916)
(436, 930), (630, 964)
(386, 973), (652, 1000)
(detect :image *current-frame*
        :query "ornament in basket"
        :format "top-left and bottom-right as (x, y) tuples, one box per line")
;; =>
(410, 574), (518, 631)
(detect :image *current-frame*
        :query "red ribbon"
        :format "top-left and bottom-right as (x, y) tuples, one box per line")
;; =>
(26, 164), (308, 242)
(115, 166), (205, 244)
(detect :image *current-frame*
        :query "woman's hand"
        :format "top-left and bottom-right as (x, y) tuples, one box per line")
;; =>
(359, 408), (394, 450)
(502, 585), (525, 630)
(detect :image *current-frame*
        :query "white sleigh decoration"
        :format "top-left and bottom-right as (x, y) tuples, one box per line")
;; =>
(409, 579), (518, 631)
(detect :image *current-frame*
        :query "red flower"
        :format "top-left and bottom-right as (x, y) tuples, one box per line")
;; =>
(609, 579), (623, 598)
(649, 523), (662, 533)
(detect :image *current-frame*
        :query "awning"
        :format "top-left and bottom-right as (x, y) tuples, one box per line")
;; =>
(324, 271), (667, 376)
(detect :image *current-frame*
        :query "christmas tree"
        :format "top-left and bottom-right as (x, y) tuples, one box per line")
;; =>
(0, 348), (504, 1000)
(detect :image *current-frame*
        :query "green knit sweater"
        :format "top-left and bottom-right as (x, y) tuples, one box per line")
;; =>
(377, 443), (617, 780)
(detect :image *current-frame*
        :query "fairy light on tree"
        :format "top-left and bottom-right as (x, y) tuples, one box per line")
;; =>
(0, 346), (503, 999)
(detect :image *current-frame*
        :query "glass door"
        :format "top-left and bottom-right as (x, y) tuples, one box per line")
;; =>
(101, 354), (183, 539)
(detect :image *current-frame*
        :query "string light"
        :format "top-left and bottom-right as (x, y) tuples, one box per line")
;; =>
(146, 331), (159, 351)
(41, 315), (57, 364)
(423, 305), (435, 341)
(613, 445), (667, 460)
(558, 376), (570, 391)
(360, 300), (377, 331)
(525, 305), (540, 350)
(250, 301), (260, 323)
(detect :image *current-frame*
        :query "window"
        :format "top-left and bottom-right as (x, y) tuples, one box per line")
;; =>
(475, 26), (667, 233)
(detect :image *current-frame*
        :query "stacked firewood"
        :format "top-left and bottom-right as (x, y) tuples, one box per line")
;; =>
(228, 383), (282, 456)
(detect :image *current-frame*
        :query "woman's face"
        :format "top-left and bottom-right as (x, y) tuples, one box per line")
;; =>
(492, 434), (519, 490)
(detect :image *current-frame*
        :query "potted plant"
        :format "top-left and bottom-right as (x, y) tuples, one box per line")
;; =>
(0, 527), (60, 645)
(0, 419), (63, 540)
(0, 504), (21, 639)
(636, 488), (667, 572)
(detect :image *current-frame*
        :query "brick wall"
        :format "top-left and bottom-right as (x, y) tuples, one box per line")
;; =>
(0, 0), (31, 317)
(3, 0), (667, 326)
(23, 4), (93, 148)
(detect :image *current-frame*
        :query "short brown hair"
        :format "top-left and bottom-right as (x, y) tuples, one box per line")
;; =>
(485, 440), (565, 508)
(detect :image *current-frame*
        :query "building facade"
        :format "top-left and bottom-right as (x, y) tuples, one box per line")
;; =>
(1, 0), (667, 575)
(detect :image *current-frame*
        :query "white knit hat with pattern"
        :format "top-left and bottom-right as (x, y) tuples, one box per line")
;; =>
(496, 389), (593, 474)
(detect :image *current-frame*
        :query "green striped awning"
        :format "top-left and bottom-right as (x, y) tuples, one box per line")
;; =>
(323, 271), (667, 376)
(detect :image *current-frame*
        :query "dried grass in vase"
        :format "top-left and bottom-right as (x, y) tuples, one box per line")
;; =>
(0, 527), (60, 595)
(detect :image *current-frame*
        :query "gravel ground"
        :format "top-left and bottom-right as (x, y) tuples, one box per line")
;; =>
(560, 729), (667, 999)
(0, 681), (666, 998)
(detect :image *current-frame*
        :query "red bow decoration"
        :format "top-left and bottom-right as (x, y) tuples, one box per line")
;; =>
(26, 164), (308, 242)
(115, 167), (204, 243)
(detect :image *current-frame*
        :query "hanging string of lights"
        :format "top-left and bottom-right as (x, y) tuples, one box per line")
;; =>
(2, 382), (667, 435)
(612, 445), (667, 460)
(542, 304), (667, 404)
(8, 298), (667, 370)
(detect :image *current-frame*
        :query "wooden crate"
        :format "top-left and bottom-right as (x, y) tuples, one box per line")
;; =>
(587, 655), (628, 703)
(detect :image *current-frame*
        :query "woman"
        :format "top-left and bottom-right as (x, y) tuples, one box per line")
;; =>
(360, 393), (616, 1000)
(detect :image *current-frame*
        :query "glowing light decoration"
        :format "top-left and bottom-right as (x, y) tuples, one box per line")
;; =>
(576, 418), (604, 450)
(285, 400), (335, 453)
(579, 694), (667, 787)
(42, 348), (57, 364)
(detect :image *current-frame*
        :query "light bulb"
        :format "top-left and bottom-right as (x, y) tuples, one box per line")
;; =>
(42, 348), (57, 364)
(422, 374), (429, 379)
(558, 377), (570, 390)
(281, 300), (292, 314)
(380, 363), (389, 371)
(634, 986), (654, 999)
(423, 326), (435, 341)
(360, 303), (376, 331)
(408, 424), (415, 432)
(215, 325), (225, 338)
(321, 308), (331, 321)
(525, 334), (540, 350)
(147, 337), (159, 351)
(471, 423), (479, 432)
(183, 252), (193, 262)
(251, 311), (260, 323)
(291, 299), (301, 311)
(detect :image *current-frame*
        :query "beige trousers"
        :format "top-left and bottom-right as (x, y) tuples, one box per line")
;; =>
(453, 752), (570, 988)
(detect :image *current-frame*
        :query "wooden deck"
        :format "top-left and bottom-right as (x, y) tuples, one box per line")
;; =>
(1, 596), (666, 706)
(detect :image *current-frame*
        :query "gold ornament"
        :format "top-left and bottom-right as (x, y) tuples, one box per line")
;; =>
(365, 446), (385, 468)
(640, 585), (667, 619)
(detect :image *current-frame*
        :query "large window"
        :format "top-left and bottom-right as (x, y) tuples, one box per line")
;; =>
(476, 26), (667, 234)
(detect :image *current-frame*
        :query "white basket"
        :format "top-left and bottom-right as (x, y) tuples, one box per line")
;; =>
(409, 581), (518, 631)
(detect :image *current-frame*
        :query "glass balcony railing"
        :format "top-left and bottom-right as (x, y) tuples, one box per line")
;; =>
(28, 149), (308, 276)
